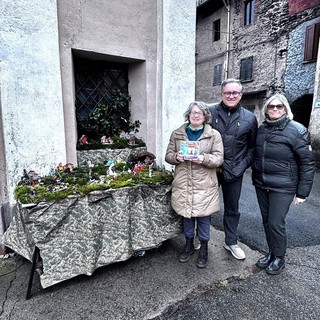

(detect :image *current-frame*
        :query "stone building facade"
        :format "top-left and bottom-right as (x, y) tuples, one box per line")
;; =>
(0, 0), (197, 253)
(196, 0), (320, 163)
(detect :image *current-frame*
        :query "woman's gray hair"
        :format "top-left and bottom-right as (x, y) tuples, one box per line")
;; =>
(183, 101), (212, 124)
(262, 93), (294, 120)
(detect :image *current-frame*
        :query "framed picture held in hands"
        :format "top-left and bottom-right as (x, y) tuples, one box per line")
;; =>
(180, 141), (200, 160)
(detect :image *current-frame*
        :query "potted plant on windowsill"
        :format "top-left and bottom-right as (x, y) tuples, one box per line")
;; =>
(76, 89), (146, 165)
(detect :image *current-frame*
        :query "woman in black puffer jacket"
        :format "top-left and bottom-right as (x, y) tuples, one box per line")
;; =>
(252, 93), (315, 275)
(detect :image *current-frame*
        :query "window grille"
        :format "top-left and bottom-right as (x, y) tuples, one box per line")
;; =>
(74, 57), (129, 117)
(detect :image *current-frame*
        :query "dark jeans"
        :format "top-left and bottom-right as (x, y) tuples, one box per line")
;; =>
(183, 216), (211, 241)
(255, 187), (294, 257)
(218, 173), (243, 245)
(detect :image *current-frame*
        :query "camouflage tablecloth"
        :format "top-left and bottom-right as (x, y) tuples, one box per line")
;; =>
(3, 184), (182, 288)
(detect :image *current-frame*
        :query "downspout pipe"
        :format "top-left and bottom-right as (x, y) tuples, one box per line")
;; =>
(222, 0), (230, 79)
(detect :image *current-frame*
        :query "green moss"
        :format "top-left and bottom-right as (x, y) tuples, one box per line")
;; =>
(14, 164), (173, 204)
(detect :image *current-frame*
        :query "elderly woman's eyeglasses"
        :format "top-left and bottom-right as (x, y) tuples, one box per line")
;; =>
(191, 111), (204, 116)
(267, 104), (284, 110)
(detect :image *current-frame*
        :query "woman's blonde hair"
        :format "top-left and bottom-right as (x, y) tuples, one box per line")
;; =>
(262, 93), (294, 120)
(183, 101), (212, 124)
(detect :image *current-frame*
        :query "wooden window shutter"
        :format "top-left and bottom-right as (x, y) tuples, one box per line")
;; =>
(313, 23), (320, 60)
(304, 24), (315, 61)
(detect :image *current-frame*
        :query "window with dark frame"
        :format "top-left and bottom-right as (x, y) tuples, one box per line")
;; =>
(304, 22), (320, 62)
(240, 56), (253, 82)
(213, 64), (222, 86)
(74, 57), (129, 118)
(244, 0), (254, 26)
(213, 19), (221, 42)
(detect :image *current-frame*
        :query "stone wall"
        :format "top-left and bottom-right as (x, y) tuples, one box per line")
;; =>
(285, 17), (320, 103)
(289, 0), (320, 14)
(196, 0), (320, 162)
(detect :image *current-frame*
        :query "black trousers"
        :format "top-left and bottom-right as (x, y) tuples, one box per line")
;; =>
(218, 173), (243, 245)
(255, 187), (294, 257)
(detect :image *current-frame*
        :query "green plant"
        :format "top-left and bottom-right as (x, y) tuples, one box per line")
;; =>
(76, 90), (141, 142)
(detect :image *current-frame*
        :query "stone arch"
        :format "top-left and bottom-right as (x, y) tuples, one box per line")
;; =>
(290, 94), (313, 128)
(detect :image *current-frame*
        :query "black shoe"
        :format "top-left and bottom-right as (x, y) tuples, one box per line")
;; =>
(256, 251), (274, 269)
(266, 256), (285, 275)
(196, 241), (208, 268)
(179, 237), (195, 263)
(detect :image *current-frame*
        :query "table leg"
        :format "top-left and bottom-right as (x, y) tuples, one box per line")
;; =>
(26, 246), (40, 300)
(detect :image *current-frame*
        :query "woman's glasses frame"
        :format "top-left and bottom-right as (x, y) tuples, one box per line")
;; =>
(190, 111), (205, 116)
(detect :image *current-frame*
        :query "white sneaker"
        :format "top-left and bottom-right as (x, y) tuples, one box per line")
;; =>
(194, 237), (201, 250)
(223, 244), (246, 260)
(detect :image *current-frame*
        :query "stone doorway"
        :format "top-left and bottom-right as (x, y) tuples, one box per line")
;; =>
(290, 94), (313, 128)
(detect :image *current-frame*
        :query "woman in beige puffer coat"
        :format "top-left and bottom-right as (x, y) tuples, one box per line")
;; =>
(165, 101), (223, 268)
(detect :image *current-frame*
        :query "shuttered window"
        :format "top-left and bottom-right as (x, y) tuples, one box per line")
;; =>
(213, 64), (222, 86)
(240, 56), (253, 81)
(304, 23), (320, 62)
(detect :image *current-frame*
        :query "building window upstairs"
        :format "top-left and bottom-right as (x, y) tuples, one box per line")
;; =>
(213, 64), (222, 86)
(213, 19), (221, 42)
(240, 56), (253, 82)
(304, 22), (320, 62)
(244, 0), (254, 26)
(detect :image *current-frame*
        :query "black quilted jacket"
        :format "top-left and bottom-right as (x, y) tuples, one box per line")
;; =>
(251, 115), (315, 197)
(209, 102), (258, 182)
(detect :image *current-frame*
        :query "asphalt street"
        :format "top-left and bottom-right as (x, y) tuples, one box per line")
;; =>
(0, 169), (319, 320)
(156, 168), (320, 320)
(212, 168), (320, 251)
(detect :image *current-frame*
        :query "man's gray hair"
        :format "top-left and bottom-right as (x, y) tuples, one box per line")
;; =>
(221, 78), (243, 93)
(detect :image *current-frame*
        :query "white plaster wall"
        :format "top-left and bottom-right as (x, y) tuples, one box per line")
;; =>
(57, 0), (159, 164)
(0, 0), (197, 239)
(58, 0), (196, 168)
(0, 0), (66, 206)
(159, 0), (196, 168)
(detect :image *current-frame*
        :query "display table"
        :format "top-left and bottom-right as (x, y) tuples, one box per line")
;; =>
(3, 184), (182, 292)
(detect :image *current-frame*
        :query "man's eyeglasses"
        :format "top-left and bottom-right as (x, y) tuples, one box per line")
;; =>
(191, 111), (204, 116)
(222, 91), (241, 97)
(267, 104), (284, 110)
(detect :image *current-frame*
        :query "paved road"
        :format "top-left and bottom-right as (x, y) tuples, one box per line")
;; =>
(1, 169), (319, 320)
(212, 169), (320, 251)
(156, 168), (320, 320)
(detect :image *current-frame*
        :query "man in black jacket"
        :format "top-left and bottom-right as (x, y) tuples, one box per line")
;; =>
(209, 78), (258, 260)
